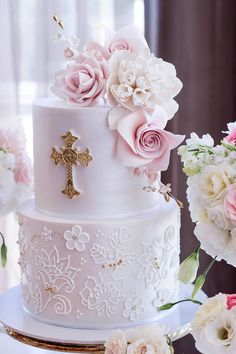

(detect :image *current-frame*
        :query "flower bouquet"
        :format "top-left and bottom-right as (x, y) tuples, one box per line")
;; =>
(0, 118), (33, 266)
(178, 122), (236, 267)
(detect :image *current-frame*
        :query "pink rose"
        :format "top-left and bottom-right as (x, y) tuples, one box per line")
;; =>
(225, 127), (236, 145)
(108, 106), (185, 171)
(227, 294), (236, 310)
(83, 41), (110, 61)
(223, 183), (236, 226)
(105, 330), (127, 354)
(51, 56), (106, 106)
(105, 25), (148, 55)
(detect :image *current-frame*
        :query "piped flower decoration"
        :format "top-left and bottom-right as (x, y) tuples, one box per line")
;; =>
(108, 106), (185, 172)
(64, 225), (89, 252)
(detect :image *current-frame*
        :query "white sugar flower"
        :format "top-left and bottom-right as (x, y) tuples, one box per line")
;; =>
(105, 329), (127, 354)
(64, 225), (89, 252)
(107, 49), (182, 118)
(123, 297), (144, 321)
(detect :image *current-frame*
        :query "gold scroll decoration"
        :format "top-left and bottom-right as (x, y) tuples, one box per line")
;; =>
(51, 131), (92, 199)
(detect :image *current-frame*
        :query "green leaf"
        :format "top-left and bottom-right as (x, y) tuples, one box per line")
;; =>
(1, 243), (7, 267)
(158, 303), (175, 311)
(191, 274), (205, 299)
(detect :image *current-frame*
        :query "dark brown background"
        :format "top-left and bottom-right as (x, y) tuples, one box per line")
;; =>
(145, 0), (236, 352)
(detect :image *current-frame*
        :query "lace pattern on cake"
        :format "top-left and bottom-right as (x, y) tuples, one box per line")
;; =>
(32, 246), (80, 315)
(137, 225), (176, 290)
(80, 273), (124, 318)
(90, 226), (136, 271)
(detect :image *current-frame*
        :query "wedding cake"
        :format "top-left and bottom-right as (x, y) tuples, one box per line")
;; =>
(18, 25), (184, 329)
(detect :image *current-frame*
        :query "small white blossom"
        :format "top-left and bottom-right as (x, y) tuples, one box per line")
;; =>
(64, 225), (89, 252)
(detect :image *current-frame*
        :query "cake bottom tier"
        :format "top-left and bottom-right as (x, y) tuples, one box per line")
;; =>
(18, 199), (180, 329)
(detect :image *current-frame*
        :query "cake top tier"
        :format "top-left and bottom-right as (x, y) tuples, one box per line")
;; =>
(50, 25), (184, 184)
(51, 25), (182, 116)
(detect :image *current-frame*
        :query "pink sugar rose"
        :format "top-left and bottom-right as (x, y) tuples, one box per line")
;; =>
(108, 106), (185, 171)
(51, 56), (107, 106)
(227, 294), (236, 310)
(83, 41), (110, 61)
(225, 127), (236, 145)
(223, 183), (236, 226)
(105, 25), (148, 55)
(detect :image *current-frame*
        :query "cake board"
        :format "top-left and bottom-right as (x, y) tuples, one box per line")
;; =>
(0, 284), (206, 352)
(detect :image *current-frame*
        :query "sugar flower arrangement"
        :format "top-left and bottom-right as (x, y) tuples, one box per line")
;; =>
(104, 324), (173, 354)
(178, 122), (236, 267)
(0, 118), (33, 266)
(52, 22), (184, 198)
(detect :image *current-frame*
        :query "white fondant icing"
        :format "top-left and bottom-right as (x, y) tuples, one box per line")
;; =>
(18, 198), (180, 329)
(33, 97), (160, 219)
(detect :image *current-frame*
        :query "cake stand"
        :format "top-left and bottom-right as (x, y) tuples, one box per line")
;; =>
(0, 284), (206, 353)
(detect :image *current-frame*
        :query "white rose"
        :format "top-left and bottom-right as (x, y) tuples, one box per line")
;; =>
(207, 204), (233, 230)
(193, 309), (236, 354)
(194, 222), (229, 261)
(200, 165), (234, 207)
(105, 329), (127, 354)
(192, 293), (227, 331)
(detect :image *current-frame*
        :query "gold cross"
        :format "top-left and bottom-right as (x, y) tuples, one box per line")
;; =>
(51, 131), (92, 199)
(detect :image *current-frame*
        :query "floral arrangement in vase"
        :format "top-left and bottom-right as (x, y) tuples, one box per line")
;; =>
(0, 118), (33, 266)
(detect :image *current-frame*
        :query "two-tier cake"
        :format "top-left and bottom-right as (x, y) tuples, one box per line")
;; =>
(18, 25), (184, 329)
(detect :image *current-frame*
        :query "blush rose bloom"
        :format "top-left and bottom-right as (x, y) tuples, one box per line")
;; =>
(223, 184), (236, 226)
(108, 106), (185, 171)
(51, 56), (106, 106)
(105, 25), (148, 55)
(104, 329), (127, 354)
(126, 324), (171, 354)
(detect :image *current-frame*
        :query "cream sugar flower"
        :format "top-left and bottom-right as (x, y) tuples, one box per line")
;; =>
(105, 324), (172, 354)
(192, 293), (236, 354)
(107, 49), (182, 118)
